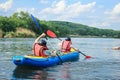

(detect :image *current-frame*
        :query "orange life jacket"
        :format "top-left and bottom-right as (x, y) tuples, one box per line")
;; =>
(61, 41), (72, 53)
(32, 43), (48, 57)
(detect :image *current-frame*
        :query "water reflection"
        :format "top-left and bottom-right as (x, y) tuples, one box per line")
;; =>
(12, 66), (55, 80)
(60, 63), (71, 80)
(12, 63), (72, 80)
(46, 63), (72, 80)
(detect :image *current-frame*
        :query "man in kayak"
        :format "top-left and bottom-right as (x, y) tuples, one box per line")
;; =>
(32, 33), (50, 57)
(58, 36), (72, 53)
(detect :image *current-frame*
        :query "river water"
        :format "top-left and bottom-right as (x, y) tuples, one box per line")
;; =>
(0, 38), (120, 80)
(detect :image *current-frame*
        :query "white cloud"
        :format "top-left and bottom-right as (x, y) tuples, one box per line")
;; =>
(87, 2), (120, 30)
(101, 22), (110, 27)
(105, 3), (120, 17)
(16, 8), (28, 12)
(101, 3), (120, 30)
(41, 0), (66, 14)
(90, 22), (110, 28)
(54, 0), (66, 14)
(59, 2), (96, 19)
(16, 8), (36, 14)
(111, 3), (120, 16)
(39, 0), (48, 4)
(40, 1), (96, 21)
(0, 0), (13, 12)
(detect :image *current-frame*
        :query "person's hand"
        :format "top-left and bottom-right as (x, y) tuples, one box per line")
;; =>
(41, 33), (46, 37)
(53, 50), (57, 54)
(57, 41), (63, 46)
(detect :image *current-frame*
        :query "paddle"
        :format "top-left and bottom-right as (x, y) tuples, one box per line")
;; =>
(72, 48), (92, 59)
(55, 50), (63, 64)
(46, 30), (63, 63)
(31, 14), (63, 63)
(31, 14), (47, 40)
(47, 30), (92, 59)
(46, 30), (62, 41)
(31, 14), (42, 32)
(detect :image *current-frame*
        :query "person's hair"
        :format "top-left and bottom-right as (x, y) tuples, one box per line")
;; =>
(40, 40), (47, 46)
(65, 36), (71, 41)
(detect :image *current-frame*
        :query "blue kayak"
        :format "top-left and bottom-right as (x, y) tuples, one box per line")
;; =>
(12, 51), (79, 68)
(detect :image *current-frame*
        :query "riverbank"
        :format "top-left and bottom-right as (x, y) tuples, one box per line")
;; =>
(0, 28), (36, 38)
(0, 28), (119, 38)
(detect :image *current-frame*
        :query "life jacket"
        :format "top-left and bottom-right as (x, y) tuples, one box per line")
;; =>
(32, 43), (48, 57)
(61, 41), (72, 53)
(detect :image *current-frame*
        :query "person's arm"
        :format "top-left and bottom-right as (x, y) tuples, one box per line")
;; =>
(58, 41), (63, 46)
(34, 33), (46, 43)
(31, 33), (46, 55)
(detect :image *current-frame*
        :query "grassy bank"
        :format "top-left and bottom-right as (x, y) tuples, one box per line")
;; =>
(1, 28), (36, 38)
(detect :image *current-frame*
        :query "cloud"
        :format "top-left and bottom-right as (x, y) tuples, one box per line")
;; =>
(90, 22), (110, 28)
(40, 0), (96, 20)
(59, 1), (96, 19)
(105, 3), (120, 17)
(0, 0), (13, 12)
(16, 8), (36, 14)
(101, 3), (120, 30)
(111, 3), (120, 16)
(41, 0), (66, 14)
(86, 2), (120, 30)
(39, 0), (48, 4)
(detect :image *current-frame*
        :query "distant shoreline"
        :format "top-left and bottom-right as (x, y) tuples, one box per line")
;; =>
(0, 28), (119, 38)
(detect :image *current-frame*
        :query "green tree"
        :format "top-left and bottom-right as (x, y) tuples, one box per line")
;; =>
(0, 17), (16, 32)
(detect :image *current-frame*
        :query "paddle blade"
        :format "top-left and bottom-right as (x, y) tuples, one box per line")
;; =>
(47, 30), (57, 38)
(85, 56), (92, 59)
(31, 14), (40, 30)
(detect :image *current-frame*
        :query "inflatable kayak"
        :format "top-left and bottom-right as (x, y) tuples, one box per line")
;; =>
(12, 51), (79, 68)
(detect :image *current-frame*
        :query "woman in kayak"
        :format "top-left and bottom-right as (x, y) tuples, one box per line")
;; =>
(31, 33), (60, 57)
(58, 36), (72, 53)
(32, 33), (50, 57)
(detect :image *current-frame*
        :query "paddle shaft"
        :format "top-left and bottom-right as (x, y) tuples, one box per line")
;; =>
(73, 48), (86, 56)
(78, 51), (87, 56)
(31, 14), (47, 40)
(72, 47), (91, 58)
(56, 53), (63, 63)
(31, 14), (42, 32)
(58, 38), (62, 41)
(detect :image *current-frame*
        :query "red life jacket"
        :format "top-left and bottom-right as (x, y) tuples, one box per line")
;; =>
(61, 41), (72, 53)
(32, 43), (48, 57)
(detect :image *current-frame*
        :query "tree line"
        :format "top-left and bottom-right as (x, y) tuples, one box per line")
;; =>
(0, 11), (120, 38)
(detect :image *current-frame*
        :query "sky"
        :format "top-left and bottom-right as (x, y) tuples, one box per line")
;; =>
(0, 0), (120, 30)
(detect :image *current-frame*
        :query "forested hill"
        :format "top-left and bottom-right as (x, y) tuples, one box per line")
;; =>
(0, 11), (120, 38)
(47, 21), (120, 38)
